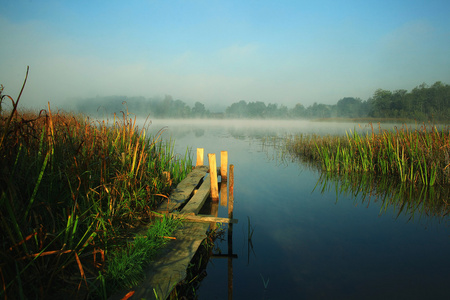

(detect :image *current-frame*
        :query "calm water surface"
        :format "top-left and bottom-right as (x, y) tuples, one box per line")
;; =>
(144, 119), (449, 300)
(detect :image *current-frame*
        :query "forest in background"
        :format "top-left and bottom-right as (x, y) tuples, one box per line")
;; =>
(75, 81), (450, 122)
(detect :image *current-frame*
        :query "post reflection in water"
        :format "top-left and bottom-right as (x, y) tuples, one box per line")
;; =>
(206, 166), (236, 299)
(228, 165), (235, 300)
(228, 222), (233, 300)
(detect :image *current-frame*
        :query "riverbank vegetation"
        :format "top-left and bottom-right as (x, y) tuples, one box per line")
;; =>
(261, 123), (450, 219)
(0, 75), (194, 298)
(75, 81), (450, 122)
(283, 124), (450, 187)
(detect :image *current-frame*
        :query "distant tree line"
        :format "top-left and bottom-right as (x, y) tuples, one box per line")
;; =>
(367, 82), (450, 121)
(76, 95), (211, 118)
(75, 81), (450, 122)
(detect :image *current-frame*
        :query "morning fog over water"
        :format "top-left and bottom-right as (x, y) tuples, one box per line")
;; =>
(141, 119), (449, 300)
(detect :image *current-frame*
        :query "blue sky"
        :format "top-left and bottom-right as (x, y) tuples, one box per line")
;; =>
(1, 0), (449, 110)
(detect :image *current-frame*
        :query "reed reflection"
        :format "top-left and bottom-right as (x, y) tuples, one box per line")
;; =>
(316, 172), (449, 223)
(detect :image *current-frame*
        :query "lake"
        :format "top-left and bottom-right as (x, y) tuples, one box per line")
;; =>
(142, 119), (449, 300)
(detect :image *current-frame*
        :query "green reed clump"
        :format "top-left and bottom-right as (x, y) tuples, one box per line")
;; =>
(285, 124), (450, 186)
(0, 74), (192, 298)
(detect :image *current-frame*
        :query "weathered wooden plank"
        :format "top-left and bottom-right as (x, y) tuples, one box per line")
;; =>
(109, 221), (210, 300)
(178, 214), (238, 224)
(156, 165), (208, 213)
(180, 175), (211, 215)
(151, 212), (238, 224)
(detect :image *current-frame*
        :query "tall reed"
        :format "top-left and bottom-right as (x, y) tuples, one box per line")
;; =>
(0, 74), (193, 298)
(284, 124), (450, 186)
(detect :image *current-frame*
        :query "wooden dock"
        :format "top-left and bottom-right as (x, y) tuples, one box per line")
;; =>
(109, 149), (236, 300)
(156, 165), (209, 213)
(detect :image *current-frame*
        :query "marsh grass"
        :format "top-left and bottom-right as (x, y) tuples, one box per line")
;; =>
(261, 124), (449, 219)
(0, 73), (193, 298)
(284, 124), (450, 186)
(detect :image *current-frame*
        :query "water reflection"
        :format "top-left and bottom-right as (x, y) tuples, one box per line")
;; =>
(200, 177), (237, 300)
(146, 119), (375, 141)
(316, 172), (449, 224)
(259, 129), (450, 225)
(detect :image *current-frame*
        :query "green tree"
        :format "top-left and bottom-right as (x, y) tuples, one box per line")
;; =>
(306, 102), (332, 118)
(192, 102), (206, 118)
(247, 101), (266, 118)
(226, 100), (248, 118)
(336, 97), (362, 118)
(265, 103), (279, 118)
(369, 89), (392, 118)
(290, 103), (306, 118)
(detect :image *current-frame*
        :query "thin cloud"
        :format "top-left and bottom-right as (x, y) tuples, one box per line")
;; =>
(218, 43), (259, 59)
(381, 20), (436, 52)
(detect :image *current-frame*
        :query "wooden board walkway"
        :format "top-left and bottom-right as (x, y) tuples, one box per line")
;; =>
(156, 165), (209, 213)
(109, 221), (210, 300)
(109, 164), (236, 300)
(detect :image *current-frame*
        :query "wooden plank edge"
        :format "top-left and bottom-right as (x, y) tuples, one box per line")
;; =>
(155, 166), (209, 213)
(180, 175), (211, 215)
(182, 214), (238, 224)
(151, 212), (238, 224)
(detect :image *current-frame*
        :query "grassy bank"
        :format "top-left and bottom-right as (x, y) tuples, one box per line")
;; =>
(1, 78), (194, 298)
(284, 123), (450, 186)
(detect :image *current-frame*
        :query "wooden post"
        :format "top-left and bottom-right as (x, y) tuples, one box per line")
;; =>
(208, 153), (219, 201)
(221, 151), (228, 181)
(196, 148), (204, 166)
(220, 181), (227, 207)
(228, 164), (234, 218)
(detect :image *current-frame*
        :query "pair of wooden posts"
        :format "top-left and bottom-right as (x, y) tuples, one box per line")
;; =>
(197, 149), (236, 299)
(196, 148), (234, 218)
